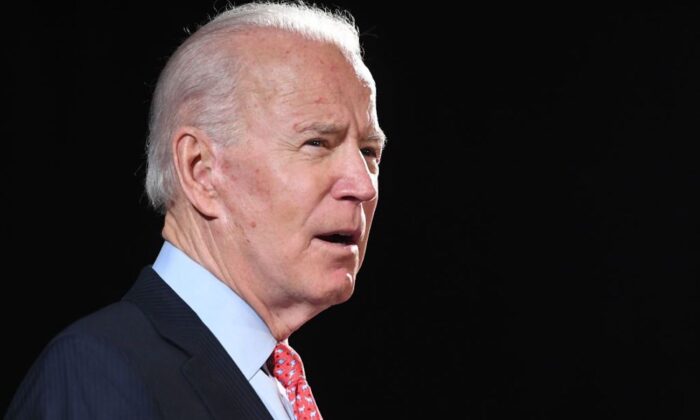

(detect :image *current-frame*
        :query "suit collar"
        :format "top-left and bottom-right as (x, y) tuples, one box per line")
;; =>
(123, 267), (274, 420)
(152, 241), (278, 381)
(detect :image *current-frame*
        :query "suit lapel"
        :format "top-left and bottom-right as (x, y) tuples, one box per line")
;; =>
(123, 267), (274, 420)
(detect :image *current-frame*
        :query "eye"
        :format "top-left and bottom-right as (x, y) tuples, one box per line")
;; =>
(304, 139), (327, 147)
(361, 147), (379, 159)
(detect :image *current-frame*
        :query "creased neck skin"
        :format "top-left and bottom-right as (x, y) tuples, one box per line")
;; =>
(162, 202), (319, 341)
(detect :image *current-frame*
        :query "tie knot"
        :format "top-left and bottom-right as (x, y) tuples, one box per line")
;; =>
(269, 342), (323, 420)
(271, 342), (305, 388)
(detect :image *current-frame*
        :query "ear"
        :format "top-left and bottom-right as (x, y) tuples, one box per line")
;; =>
(170, 126), (221, 218)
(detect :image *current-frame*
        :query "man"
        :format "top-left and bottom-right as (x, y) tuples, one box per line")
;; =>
(6, 2), (385, 419)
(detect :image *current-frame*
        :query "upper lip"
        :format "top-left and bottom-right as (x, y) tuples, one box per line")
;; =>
(315, 227), (362, 245)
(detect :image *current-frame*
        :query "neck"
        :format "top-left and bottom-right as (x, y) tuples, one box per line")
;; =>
(161, 204), (318, 341)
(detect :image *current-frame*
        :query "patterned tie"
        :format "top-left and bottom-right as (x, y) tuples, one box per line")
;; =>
(270, 342), (323, 420)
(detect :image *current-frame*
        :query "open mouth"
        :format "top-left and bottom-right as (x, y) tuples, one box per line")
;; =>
(316, 229), (360, 246)
(317, 233), (356, 245)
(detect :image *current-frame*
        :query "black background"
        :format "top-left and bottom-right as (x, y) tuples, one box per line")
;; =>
(5, 1), (699, 419)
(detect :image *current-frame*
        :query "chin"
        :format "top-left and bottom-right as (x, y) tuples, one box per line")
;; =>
(315, 269), (356, 307)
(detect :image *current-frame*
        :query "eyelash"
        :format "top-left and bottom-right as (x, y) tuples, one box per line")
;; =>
(303, 139), (380, 161)
(304, 139), (326, 147)
(361, 148), (379, 158)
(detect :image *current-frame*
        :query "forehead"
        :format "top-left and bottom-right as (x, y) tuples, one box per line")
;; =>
(234, 30), (371, 91)
(232, 28), (380, 133)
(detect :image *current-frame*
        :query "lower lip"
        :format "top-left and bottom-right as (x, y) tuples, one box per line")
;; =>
(314, 238), (359, 254)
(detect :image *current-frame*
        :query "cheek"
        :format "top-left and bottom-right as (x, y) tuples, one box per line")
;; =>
(217, 162), (274, 232)
(223, 159), (272, 202)
(246, 167), (273, 199)
(231, 164), (312, 233)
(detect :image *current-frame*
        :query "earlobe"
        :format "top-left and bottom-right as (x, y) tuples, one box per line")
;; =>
(171, 126), (220, 218)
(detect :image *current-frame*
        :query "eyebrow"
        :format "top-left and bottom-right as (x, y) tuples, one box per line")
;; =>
(368, 128), (388, 150)
(296, 122), (388, 149)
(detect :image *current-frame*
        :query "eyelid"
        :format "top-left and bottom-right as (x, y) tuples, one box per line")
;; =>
(303, 138), (328, 147)
(361, 146), (381, 159)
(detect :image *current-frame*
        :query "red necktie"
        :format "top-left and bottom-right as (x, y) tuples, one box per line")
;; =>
(270, 342), (323, 420)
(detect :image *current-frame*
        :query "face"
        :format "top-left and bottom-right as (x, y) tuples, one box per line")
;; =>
(211, 31), (384, 314)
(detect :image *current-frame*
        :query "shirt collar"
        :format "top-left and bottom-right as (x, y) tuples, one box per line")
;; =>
(152, 241), (277, 380)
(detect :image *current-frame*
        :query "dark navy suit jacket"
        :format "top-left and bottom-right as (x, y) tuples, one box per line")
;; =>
(6, 267), (274, 419)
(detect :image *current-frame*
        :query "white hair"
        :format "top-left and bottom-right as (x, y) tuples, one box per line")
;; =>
(145, 1), (372, 213)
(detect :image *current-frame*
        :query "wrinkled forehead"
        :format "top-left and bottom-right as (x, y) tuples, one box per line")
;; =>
(237, 32), (375, 103)
(229, 28), (375, 93)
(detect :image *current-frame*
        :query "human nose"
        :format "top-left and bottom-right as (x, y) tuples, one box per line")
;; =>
(330, 147), (378, 203)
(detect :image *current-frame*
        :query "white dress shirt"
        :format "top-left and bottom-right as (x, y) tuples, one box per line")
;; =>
(152, 241), (294, 419)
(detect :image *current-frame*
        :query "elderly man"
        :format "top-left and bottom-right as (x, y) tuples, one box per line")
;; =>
(7, 2), (384, 419)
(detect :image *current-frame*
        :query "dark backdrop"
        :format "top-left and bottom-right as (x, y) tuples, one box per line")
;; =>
(5, 2), (699, 419)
